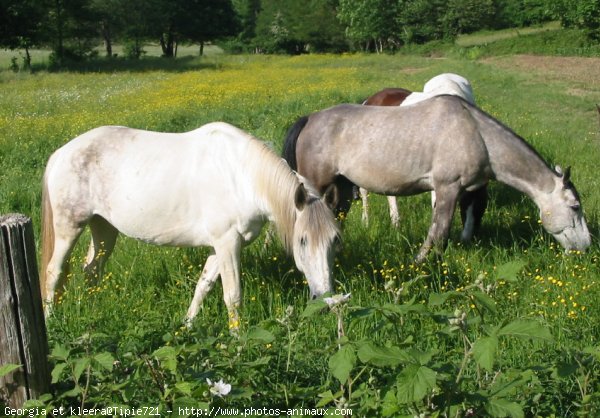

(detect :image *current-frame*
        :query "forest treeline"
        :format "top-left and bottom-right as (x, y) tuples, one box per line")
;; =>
(1, 0), (599, 67)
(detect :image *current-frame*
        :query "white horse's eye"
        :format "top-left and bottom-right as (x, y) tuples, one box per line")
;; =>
(570, 204), (581, 212)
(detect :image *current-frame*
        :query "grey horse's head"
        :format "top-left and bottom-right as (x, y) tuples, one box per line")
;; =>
(540, 166), (591, 252)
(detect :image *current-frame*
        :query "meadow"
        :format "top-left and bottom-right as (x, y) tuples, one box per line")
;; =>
(0, 50), (599, 417)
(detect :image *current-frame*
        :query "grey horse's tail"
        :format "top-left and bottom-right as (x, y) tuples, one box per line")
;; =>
(282, 115), (309, 171)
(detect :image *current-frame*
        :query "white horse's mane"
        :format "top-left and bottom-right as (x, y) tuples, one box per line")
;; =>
(246, 139), (298, 252)
(242, 134), (338, 254)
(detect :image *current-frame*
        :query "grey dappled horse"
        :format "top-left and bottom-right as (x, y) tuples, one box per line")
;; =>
(360, 73), (486, 241)
(282, 95), (591, 262)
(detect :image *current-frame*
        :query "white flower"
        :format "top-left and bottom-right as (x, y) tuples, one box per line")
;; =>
(206, 378), (231, 397)
(323, 293), (351, 308)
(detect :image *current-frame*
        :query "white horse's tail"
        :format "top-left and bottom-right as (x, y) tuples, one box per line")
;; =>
(40, 172), (54, 302)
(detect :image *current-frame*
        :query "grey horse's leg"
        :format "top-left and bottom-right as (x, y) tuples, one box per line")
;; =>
(459, 186), (488, 242)
(416, 185), (460, 263)
(331, 176), (355, 219)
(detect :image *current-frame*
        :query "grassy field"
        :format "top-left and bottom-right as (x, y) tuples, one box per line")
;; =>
(1, 51), (599, 416)
(455, 21), (562, 47)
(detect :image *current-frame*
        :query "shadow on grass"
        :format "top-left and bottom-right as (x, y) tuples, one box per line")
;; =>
(31, 55), (219, 74)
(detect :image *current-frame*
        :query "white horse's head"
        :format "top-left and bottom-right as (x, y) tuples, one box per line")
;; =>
(540, 166), (591, 252)
(422, 73), (475, 105)
(292, 181), (340, 298)
(402, 73), (475, 107)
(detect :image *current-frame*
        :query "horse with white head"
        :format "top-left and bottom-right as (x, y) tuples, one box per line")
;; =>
(41, 122), (340, 330)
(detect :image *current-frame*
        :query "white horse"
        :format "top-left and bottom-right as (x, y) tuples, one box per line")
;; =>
(360, 73), (477, 236)
(41, 122), (340, 330)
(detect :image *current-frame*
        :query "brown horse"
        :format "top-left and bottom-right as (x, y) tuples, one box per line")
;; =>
(362, 87), (412, 106)
(282, 95), (591, 262)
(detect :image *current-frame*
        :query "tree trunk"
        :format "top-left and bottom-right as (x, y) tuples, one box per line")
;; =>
(199, 41), (204, 56)
(54, 0), (64, 62)
(23, 46), (31, 69)
(102, 21), (113, 57)
(160, 24), (175, 58)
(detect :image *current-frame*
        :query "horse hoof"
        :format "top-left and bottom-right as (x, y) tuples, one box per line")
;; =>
(183, 317), (194, 330)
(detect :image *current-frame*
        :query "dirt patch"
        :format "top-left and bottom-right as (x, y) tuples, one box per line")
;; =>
(400, 67), (428, 74)
(567, 88), (595, 97)
(482, 55), (600, 87)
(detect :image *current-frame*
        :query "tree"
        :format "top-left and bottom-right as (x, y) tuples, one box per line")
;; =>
(253, 0), (296, 53)
(396, 0), (447, 44)
(117, 0), (153, 57)
(86, 0), (129, 57)
(0, 0), (48, 68)
(142, 0), (239, 58)
(45, 0), (103, 63)
(232, 0), (260, 42)
(337, 0), (400, 52)
(494, 0), (555, 28)
(442, 0), (495, 36)
(253, 0), (343, 53)
(554, 0), (600, 39)
(300, 0), (346, 52)
(177, 0), (239, 56)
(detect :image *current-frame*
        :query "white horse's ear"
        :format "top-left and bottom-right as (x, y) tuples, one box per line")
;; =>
(555, 165), (563, 176)
(322, 183), (339, 210)
(294, 183), (308, 210)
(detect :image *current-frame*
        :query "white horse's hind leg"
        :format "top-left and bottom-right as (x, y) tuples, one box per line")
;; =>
(359, 187), (369, 225)
(387, 196), (399, 227)
(185, 252), (219, 325)
(44, 225), (84, 315)
(84, 215), (118, 282)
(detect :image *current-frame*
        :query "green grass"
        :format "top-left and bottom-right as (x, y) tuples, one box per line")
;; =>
(455, 21), (562, 47)
(1, 52), (599, 416)
(458, 28), (600, 58)
(399, 25), (600, 58)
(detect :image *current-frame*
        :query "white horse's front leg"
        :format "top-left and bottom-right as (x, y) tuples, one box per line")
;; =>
(185, 252), (219, 326)
(215, 232), (243, 333)
(387, 196), (399, 227)
(359, 187), (369, 225)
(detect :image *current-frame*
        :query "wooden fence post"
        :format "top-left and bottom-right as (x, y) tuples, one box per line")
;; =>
(0, 214), (50, 407)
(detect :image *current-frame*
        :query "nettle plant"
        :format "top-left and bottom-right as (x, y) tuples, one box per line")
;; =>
(16, 260), (600, 416)
(306, 260), (558, 417)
